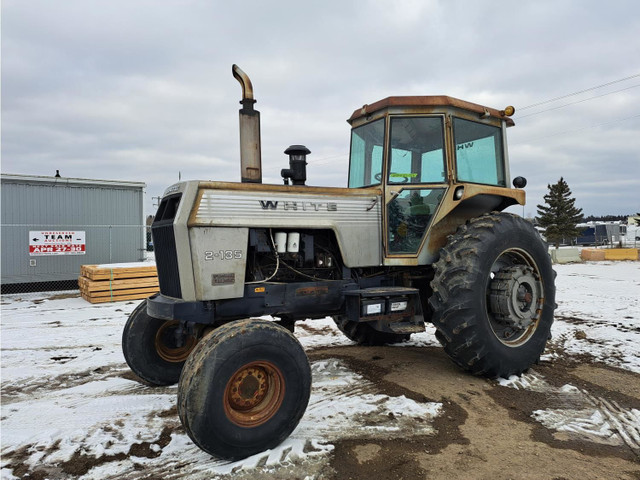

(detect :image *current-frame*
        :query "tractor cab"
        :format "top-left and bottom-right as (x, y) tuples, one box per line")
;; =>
(346, 96), (523, 264)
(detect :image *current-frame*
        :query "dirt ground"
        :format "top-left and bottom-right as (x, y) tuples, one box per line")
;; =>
(306, 345), (640, 480)
(2, 343), (639, 480)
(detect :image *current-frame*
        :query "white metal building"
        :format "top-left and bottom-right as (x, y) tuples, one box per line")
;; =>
(1, 173), (146, 289)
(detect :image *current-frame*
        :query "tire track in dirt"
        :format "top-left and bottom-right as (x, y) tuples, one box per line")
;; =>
(311, 345), (640, 480)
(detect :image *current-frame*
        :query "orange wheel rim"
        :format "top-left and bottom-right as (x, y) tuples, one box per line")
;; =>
(155, 321), (197, 363)
(223, 361), (285, 427)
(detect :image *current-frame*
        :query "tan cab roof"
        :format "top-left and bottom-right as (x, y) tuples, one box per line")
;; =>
(348, 95), (515, 126)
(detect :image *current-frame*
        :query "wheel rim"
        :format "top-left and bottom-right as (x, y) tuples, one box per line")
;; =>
(155, 321), (197, 362)
(487, 248), (544, 347)
(223, 361), (285, 427)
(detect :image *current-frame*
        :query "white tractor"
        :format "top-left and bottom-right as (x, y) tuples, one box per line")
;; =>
(122, 65), (555, 459)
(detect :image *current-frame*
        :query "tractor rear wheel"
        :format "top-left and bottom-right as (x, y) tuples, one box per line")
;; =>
(122, 300), (199, 386)
(333, 316), (410, 346)
(177, 319), (311, 460)
(429, 213), (555, 378)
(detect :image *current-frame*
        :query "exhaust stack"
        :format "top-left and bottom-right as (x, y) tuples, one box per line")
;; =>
(232, 64), (262, 183)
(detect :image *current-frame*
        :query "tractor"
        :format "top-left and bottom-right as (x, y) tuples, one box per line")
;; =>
(122, 65), (555, 459)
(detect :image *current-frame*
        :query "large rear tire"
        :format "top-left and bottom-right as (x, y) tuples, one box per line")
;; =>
(333, 316), (410, 346)
(429, 213), (555, 378)
(122, 300), (199, 386)
(178, 319), (312, 460)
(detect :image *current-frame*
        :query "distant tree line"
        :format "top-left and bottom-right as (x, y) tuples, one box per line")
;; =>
(583, 214), (634, 223)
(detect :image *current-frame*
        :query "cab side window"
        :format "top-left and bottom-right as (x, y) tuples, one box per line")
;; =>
(453, 117), (506, 187)
(348, 118), (385, 188)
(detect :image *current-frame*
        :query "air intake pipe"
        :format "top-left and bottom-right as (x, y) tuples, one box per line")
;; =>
(232, 64), (262, 183)
(282, 145), (310, 185)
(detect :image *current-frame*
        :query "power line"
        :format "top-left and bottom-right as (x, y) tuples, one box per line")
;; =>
(307, 76), (640, 160)
(516, 84), (640, 119)
(310, 153), (348, 166)
(517, 112), (640, 143)
(518, 73), (640, 111)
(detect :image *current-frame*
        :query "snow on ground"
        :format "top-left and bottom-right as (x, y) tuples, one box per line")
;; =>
(1, 261), (639, 478)
(0, 298), (440, 479)
(499, 371), (640, 450)
(549, 261), (640, 373)
(499, 261), (640, 451)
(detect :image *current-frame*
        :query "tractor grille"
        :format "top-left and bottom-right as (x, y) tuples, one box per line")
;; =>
(152, 194), (182, 298)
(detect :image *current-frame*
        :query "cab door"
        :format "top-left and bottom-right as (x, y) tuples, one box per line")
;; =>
(383, 115), (449, 264)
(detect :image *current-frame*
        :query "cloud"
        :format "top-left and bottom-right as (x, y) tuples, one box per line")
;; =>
(2, 0), (639, 217)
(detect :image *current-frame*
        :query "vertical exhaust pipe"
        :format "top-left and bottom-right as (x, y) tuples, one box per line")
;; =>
(232, 64), (262, 183)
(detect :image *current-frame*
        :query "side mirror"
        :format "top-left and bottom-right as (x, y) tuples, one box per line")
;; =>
(512, 176), (527, 189)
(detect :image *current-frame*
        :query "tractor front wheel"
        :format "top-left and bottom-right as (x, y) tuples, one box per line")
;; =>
(177, 319), (312, 460)
(122, 300), (199, 386)
(429, 213), (556, 378)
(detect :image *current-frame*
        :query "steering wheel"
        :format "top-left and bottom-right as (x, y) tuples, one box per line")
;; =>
(374, 172), (409, 183)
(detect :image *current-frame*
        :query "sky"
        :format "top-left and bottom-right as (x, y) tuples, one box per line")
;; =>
(2, 0), (639, 218)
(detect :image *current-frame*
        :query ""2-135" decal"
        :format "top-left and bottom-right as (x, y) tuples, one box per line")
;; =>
(204, 250), (243, 261)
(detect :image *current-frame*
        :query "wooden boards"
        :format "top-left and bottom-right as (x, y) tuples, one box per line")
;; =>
(79, 263), (159, 303)
(80, 263), (158, 280)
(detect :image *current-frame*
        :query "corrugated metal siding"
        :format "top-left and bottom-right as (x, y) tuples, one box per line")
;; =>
(1, 176), (146, 284)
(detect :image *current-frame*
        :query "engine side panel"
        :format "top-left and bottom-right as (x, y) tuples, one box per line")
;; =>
(189, 188), (382, 268)
(189, 227), (249, 300)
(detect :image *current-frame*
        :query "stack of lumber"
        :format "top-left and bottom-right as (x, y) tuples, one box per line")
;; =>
(79, 262), (159, 303)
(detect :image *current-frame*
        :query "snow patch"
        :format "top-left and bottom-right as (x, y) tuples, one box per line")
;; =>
(498, 370), (640, 451)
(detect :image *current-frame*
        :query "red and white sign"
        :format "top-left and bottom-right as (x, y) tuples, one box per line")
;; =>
(29, 231), (86, 256)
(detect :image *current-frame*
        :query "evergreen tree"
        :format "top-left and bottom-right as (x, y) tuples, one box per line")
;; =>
(536, 177), (584, 248)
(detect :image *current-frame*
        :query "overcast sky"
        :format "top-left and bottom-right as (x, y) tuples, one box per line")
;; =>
(2, 0), (639, 218)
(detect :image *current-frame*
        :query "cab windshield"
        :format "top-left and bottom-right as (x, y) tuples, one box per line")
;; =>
(388, 116), (446, 184)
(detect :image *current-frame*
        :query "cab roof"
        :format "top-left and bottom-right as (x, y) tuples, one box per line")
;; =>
(348, 95), (515, 127)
